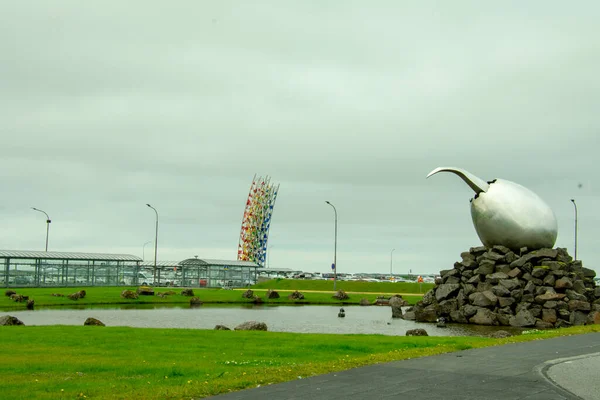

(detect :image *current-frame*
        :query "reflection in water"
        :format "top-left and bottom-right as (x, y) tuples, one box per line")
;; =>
(4, 305), (523, 337)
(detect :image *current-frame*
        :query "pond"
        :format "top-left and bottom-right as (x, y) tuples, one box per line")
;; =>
(3, 304), (522, 337)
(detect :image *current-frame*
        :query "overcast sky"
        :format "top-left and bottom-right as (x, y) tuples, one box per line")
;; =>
(1, 1), (598, 275)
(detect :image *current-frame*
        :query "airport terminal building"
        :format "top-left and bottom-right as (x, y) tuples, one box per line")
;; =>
(0, 250), (259, 288)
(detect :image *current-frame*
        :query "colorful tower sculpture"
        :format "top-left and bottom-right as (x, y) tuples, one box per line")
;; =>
(237, 175), (279, 267)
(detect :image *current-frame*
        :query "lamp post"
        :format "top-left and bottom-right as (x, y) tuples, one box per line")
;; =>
(325, 201), (337, 290)
(390, 248), (395, 279)
(31, 207), (51, 252)
(571, 199), (578, 261)
(142, 240), (153, 261)
(146, 204), (159, 283)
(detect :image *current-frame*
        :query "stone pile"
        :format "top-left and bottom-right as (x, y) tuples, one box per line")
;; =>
(406, 246), (600, 328)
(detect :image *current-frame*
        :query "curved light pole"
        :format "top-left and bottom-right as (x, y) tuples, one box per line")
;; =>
(390, 248), (395, 279)
(571, 199), (578, 261)
(142, 240), (153, 261)
(146, 204), (159, 283)
(31, 207), (51, 252)
(325, 201), (337, 290)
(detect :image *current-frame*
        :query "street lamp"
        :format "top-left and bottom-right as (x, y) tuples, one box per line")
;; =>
(142, 240), (153, 261)
(571, 199), (578, 261)
(325, 201), (338, 290)
(146, 204), (159, 283)
(31, 207), (51, 252)
(390, 248), (395, 278)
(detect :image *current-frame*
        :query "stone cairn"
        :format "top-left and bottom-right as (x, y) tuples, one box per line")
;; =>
(405, 246), (600, 328)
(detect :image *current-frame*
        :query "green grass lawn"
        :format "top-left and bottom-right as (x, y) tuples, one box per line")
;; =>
(253, 279), (434, 293)
(1, 324), (599, 399)
(1, 281), (425, 310)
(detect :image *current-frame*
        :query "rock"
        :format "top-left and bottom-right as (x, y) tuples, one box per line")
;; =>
(253, 296), (263, 304)
(462, 305), (479, 318)
(450, 309), (469, 323)
(595, 287), (600, 298)
(437, 299), (458, 315)
(0, 315), (24, 325)
(26, 300), (34, 310)
(5, 290), (16, 297)
(402, 309), (416, 320)
(565, 289), (587, 302)
(266, 290), (280, 299)
(509, 310), (536, 327)
(586, 311), (600, 325)
(391, 305), (403, 318)
(489, 330), (512, 338)
(469, 291), (497, 308)
(241, 289), (254, 299)
(572, 280), (586, 295)
(190, 297), (203, 306)
(492, 285), (511, 297)
(389, 295), (408, 306)
(235, 321), (268, 331)
(535, 320), (554, 329)
(332, 290), (349, 300)
(359, 298), (371, 306)
(555, 319), (572, 328)
(469, 308), (498, 325)
(543, 275), (556, 287)
(523, 281), (536, 294)
(421, 290), (436, 305)
(532, 267), (548, 279)
(406, 329), (428, 336)
(486, 272), (509, 284)
(555, 277), (573, 290)
(499, 278), (521, 291)
(495, 264), (512, 274)
(498, 297), (515, 308)
(435, 284), (460, 302)
(181, 288), (194, 297)
(414, 304), (439, 322)
(120, 290), (139, 299)
(287, 290), (304, 300)
(542, 309), (557, 324)
(77, 290), (87, 299)
(569, 311), (588, 326)
(492, 245), (511, 255)
(534, 292), (565, 304)
(84, 317), (105, 326)
(475, 260), (495, 275)
(137, 287), (155, 296)
(67, 292), (81, 300)
(214, 325), (231, 330)
(582, 267), (596, 278)
(507, 268), (523, 279)
(568, 300), (591, 312)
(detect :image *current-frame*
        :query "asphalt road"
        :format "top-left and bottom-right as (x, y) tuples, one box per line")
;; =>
(210, 332), (600, 400)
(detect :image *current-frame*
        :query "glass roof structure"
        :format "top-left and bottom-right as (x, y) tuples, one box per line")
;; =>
(0, 250), (141, 262)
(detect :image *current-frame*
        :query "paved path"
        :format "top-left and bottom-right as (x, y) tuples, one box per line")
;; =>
(211, 333), (600, 400)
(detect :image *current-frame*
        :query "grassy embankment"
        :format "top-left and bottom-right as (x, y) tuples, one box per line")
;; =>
(1, 324), (599, 399)
(0, 280), (429, 310)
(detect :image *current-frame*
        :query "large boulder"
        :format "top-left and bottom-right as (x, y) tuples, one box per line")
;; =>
(435, 284), (460, 302)
(241, 289), (254, 299)
(266, 290), (280, 299)
(181, 288), (194, 297)
(406, 328), (428, 336)
(235, 321), (268, 331)
(120, 290), (139, 299)
(288, 290), (304, 300)
(509, 310), (536, 327)
(469, 308), (498, 325)
(0, 315), (24, 325)
(84, 317), (105, 326)
(332, 290), (349, 300)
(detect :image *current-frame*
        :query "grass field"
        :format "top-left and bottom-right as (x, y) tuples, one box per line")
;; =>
(253, 279), (434, 294)
(1, 324), (599, 399)
(1, 281), (425, 310)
